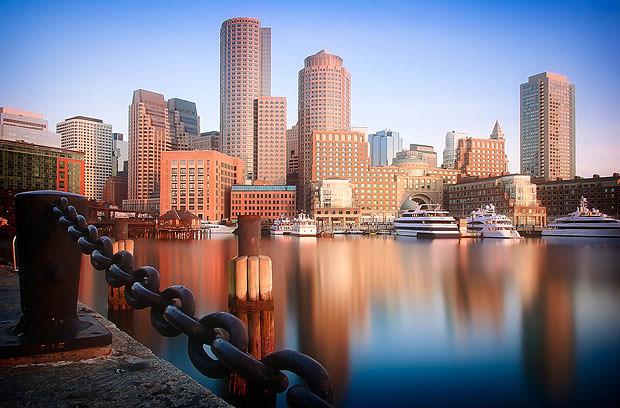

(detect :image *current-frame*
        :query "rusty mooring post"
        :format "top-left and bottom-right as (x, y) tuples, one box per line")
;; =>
(0, 190), (112, 364)
(228, 215), (275, 405)
(108, 219), (134, 312)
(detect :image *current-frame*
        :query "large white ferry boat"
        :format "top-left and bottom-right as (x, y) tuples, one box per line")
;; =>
(467, 204), (522, 239)
(393, 203), (460, 239)
(542, 197), (620, 238)
(200, 221), (237, 234)
(270, 216), (293, 235)
(290, 213), (317, 237)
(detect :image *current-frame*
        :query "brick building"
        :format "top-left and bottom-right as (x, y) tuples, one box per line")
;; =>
(230, 185), (296, 223)
(535, 174), (620, 219)
(160, 150), (244, 221)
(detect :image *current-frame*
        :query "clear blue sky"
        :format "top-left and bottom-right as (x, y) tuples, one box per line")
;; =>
(1, 0), (619, 175)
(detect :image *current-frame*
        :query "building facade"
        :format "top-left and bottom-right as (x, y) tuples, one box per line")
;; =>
(112, 133), (128, 175)
(230, 185), (296, 223)
(57, 116), (113, 200)
(160, 150), (244, 221)
(168, 98), (200, 151)
(0, 107), (61, 148)
(298, 50), (351, 210)
(442, 130), (467, 169)
(126, 89), (170, 210)
(254, 96), (287, 184)
(368, 129), (402, 166)
(220, 17), (271, 180)
(1, 139), (84, 195)
(454, 136), (507, 178)
(445, 174), (546, 226)
(103, 172), (128, 207)
(192, 131), (221, 151)
(318, 178), (353, 208)
(535, 174), (620, 219)
(393, 144), (437, 168)
(286, 124), (299, 184)
(520, 72), (576, 180)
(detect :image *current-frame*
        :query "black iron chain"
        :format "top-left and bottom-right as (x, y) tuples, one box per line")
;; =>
(53, 197), (333, 407)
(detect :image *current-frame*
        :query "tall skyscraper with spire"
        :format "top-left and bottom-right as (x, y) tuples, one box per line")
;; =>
(520, 72), (575, 180)
(126, 89), (170, 211)
(220, 17), (271, 180)
(297, 50), (351, 209)
(490, 120), (504, 140)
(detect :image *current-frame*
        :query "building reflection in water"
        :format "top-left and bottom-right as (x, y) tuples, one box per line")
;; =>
(76, 235), (620, 406)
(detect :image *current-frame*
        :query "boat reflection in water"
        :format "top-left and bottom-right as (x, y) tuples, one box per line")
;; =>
(78, 236), (620, 406)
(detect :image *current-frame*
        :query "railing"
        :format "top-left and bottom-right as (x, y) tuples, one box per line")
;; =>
(3, 191), (333, 408)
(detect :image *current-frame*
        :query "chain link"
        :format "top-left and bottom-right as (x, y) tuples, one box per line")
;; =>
(53, 197), (333, 407)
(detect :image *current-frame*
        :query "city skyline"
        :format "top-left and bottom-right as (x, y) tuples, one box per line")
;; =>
(1, 1), (619, 176)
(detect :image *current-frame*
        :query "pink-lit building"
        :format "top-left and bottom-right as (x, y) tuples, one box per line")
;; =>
(298, 50), (351, 210)
(220, 17), (271, 181)
(160, 150), (244, 221)
(230, 185), (296, 223)
(125, 89), (170, 211)
(254, 96), (286, 185)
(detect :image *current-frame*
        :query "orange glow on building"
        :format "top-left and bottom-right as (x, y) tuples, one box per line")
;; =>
(230, 185), (296, 222)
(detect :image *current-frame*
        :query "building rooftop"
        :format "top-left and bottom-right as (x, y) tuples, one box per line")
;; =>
(64, 116), (103, 123)
(231, 185), (296, 192)
(159, 209), (199, 221)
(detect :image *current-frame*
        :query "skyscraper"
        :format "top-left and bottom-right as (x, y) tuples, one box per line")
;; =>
(368, 129), (403, 166)
(112, 132), (128, 175)
(0, 107), (60, 147)
(442, 130), (467, 169)
(298, 50), (351, 209)
(168, 98), (200, 151)
(57, 116), (113, 200)
(286, 124), (299, 184)
(220, 17), (271, 180)
(254, 96), (287, 184)
(126, 89), (170, 211)
(520, 72), (575, 180)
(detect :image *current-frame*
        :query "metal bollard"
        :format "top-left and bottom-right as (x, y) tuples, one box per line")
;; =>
(0, 190), (111, 361)
(237, 215), (261, 256)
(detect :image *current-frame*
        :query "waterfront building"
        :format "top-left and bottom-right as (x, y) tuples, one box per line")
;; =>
(220, 17), (271, 180)
(0, 107), (60, 148)
(168, 98), (200, 151)
(160, 150), (244, 221)
(393, 144), (437, 168)
(454, 123), (508, 178)
(445, 174), (546, 226)
(442, 130), (467, 169)
(254, 96), (287, 185)
(311, 130), (404, 223)
(534, 173), (620, 219)
(57, 116), (113, 200)
(0, 139), (84, 195)
(368, 129), (402, 166)
(230, 185), (296, 223)
(125, 89), (170, 212)
(319, 178), (354, 208)
(103, 171), (128, 206)
(286, 124), (299, 184)
(192, 131), (221, 151)
(298, 50), (351, 210)
(520, 72), (576, 180)
(112, 133), (128, 175)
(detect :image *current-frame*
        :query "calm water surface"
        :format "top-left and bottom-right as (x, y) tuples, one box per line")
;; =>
(78, 236), (620, 407)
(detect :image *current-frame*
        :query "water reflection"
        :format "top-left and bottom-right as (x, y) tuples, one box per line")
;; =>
(78, 236), (620, 406)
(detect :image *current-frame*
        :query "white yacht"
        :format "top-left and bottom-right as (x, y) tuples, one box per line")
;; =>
(200, 221), (237, 234)
(467, 204), (522, 239)
(543, 197), (620, 238)
(270, 216), (293, 235)
(393, 203), (460, 239)
(291, 213), (317, 237)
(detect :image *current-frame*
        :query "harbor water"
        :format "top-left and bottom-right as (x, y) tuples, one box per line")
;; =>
(77, 235), (620, 406)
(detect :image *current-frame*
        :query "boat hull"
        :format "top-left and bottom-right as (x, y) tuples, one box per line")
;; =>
(396, 229), (460, 239)
(542, 228), (620, 238)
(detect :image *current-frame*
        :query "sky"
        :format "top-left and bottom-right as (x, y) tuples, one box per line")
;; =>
(1, 0), (619, 175)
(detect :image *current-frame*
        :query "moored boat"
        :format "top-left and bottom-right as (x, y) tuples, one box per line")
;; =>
(542, 197), (620, 238)
(291, 212), (317, 237)
(393, 203), (460, 239)
(467, 204), (522, 239)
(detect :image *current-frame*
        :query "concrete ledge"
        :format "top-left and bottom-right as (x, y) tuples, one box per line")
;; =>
(0, 269), (230, 407)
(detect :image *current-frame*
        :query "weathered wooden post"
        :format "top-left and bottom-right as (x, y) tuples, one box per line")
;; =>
(108, 218), (134, 312)
(228, 215), (275, 405)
